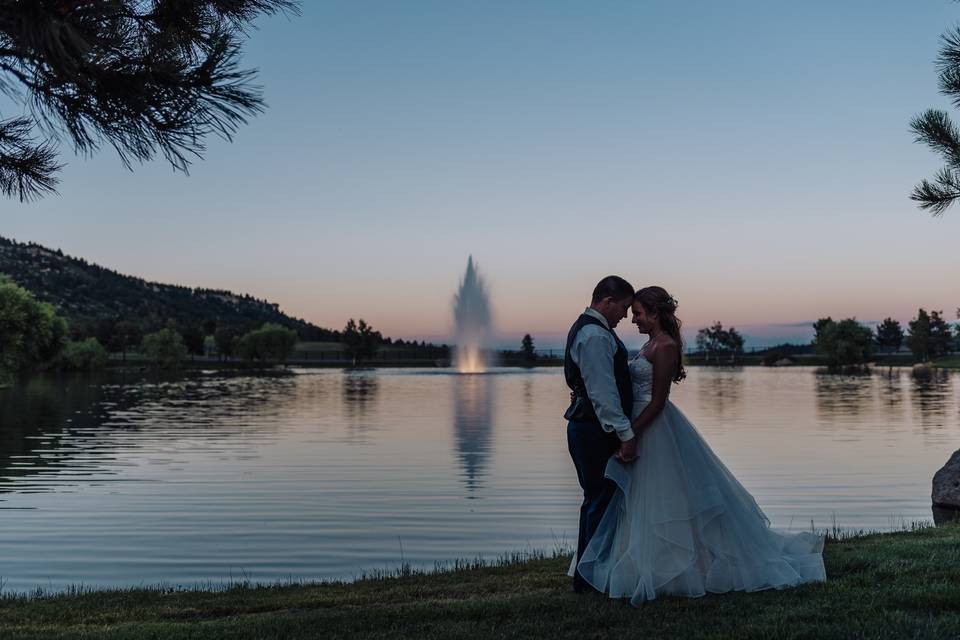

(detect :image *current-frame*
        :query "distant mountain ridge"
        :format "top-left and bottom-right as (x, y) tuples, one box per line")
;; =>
(0, 235), (339, 341)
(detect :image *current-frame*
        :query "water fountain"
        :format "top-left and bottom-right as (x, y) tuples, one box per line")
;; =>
(453, 256), (493, 373)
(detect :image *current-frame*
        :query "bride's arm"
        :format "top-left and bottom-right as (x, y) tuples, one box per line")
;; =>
(629, 343), (677, 435)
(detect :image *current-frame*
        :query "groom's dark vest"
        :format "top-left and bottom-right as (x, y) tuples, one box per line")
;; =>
(564, 313), (633, 425)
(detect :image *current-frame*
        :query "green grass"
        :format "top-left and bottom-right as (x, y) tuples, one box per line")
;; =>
(932, 355), (960, 369)
(292, 341), (344, 351)
(870, 354), (960, 369)
(682, 354), (960, 370)
(1, 525), (959, 639)
(683, 354), (767, 366)
(873, 353), (919, 367)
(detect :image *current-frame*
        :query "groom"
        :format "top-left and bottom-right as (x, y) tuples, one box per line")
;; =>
(564, 275), (636, 593)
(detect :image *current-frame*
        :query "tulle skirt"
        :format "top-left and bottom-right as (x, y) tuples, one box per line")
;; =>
(570, 402), (825, 605)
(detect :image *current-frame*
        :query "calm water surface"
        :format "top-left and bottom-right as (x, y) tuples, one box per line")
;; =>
(0, 366), (957, 592)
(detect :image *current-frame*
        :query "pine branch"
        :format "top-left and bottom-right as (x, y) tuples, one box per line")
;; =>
(0, 0), (299, 200)
(910, 110), (960, 214)
(910, 7), (960, 216)
(0, 116), (62, 201)
(937, 26), (960, 71)
(910, 166), (960, 216)
(940, 65), (960, 109)
(910, 109), (960, 165)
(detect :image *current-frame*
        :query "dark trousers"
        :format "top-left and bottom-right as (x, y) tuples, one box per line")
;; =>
(567, 419), (620, 591)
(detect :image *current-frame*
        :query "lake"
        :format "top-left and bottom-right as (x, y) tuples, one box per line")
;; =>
(0, 366), (956, 593)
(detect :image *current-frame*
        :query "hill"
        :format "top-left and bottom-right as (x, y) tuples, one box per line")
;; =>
(0, 236), (340, 342)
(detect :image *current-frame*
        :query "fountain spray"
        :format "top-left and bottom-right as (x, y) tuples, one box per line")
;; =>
(453, 256), (493, 373)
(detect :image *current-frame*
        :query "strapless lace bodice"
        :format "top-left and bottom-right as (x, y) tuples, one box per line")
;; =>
(628, 354), (653, 420)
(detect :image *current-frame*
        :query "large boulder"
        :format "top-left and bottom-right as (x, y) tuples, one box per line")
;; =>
(932, 449), (960, 525)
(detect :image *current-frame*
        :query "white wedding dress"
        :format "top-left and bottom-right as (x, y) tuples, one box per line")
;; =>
(570, 354), (825, 604)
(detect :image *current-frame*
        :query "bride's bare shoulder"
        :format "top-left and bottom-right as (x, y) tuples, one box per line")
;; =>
(642, 336), (677, 364)
(651, 335), (678, 352)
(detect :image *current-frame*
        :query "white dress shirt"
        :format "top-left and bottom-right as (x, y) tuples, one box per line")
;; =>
(570, 307), (634, 441)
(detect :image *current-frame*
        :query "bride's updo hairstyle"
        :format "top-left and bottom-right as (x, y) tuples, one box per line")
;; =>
(635, 286), (686, 383)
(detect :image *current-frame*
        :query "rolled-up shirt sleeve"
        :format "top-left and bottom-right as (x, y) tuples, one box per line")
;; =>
(574, 330), (634, 441)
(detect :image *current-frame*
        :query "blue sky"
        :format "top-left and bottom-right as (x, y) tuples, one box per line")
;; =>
(3, 1), (960, 348)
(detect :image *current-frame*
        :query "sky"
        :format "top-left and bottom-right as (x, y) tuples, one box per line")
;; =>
(3, 1), (960, 349)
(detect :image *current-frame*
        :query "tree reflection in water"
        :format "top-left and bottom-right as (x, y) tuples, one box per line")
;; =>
(522, 378), (534, 416)
(0, 370), (297, 497)
(453, 374), (494, 495)
(696, 368), (744, 421)
(909, 367), (954, 432)
(876, 368), (905, 412)
(814, 371), (875, 423)
(340, 372), (381, 443)
(0, 373), (111, 493)
(342, 372), (380, 418)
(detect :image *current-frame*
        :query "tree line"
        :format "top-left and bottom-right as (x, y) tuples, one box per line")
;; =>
(0, 237), (461, 367)
(695, 322), (746, 363)
(0, 276), (456, 386)
(0, 276), (303, 386)
(692, 309), (959, 370)
(813, 310), (958, 369)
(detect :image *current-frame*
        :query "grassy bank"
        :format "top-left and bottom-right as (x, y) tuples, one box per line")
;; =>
(931, 355), (960, 369)
(1, 525), (959, 639)
(682, 354), (960, 370)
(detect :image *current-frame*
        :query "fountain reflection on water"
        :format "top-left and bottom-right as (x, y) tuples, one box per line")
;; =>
(453, 375), (494, 493)
(452, 256), (494, 373)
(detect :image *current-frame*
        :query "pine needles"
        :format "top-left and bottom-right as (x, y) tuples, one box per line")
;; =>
(911, 18), (960, 215)
(0, 0), (298, 202)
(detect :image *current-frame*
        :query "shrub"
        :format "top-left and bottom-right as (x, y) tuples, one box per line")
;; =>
(61, 338), (109, 371)
(236, 323), (298, 365)
(0, 275), (68, 379)
(141, 328), (188, 369)
(813, 318), (875, 369)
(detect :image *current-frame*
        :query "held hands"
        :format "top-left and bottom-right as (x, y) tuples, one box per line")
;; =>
(615, 437), (637, 464)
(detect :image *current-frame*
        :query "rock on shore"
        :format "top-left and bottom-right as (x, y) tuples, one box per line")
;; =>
(932, 449), (960, 525)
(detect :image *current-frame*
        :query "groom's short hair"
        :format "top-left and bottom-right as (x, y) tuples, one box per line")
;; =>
(591, 276), (634, 304)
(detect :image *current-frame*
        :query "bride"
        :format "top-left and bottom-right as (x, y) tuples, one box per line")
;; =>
(571, 286), (826, 605)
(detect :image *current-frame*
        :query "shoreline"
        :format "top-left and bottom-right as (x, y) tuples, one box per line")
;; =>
(1, 524), (957, 638)
(95, 355), (960, 371)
